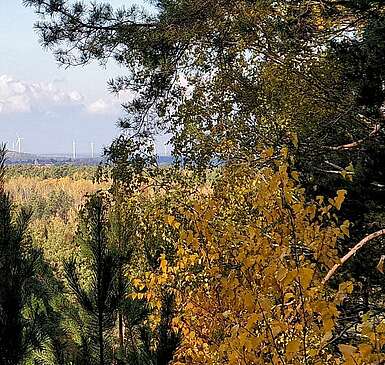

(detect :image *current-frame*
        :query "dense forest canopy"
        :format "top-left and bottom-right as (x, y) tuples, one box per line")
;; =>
(0, 0), (385, 363)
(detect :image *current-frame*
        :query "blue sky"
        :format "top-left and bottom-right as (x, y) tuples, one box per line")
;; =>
(0, 0), (151, 155)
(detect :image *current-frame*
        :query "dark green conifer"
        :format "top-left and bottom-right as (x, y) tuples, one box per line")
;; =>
(64, 193), (126, 365)
(0, 144), (42, 364)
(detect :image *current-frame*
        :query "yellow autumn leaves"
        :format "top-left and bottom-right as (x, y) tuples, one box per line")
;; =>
(126, 152), (371, 364)
(125, 151), (385, 364)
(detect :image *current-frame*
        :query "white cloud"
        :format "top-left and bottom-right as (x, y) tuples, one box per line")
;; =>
(0, 74), (136, 118)
(87, 98), (116, 115)
(0, 74), (84, 114)
(86, 90), (134, 115)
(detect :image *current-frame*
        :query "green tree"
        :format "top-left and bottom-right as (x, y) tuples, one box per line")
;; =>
(63, 193), (125, 364)
(0, 144), (60, 364)
(22, 1), (383, 168)
(0, 144), (39, 364)
(107, 189), (180, 365)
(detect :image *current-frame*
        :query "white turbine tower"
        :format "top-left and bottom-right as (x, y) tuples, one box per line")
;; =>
(91, 142), (95, 158)
(16, 136), (23, 154)
(72, 140), (77, 159)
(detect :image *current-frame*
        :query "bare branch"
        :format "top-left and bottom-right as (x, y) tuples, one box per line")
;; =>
(323, 229), (385, 284)
(314, 167), (343, 175)
(327, 123), (381, 151)
(324, 160), (344, 171)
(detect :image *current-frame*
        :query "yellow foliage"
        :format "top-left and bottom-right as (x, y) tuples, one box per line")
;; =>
(119, 153), (385, 364)
(6, 172), (109, 280)
(131, 155), (361, 364)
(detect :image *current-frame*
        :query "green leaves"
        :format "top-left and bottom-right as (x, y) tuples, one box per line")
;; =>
(0, 145), (54, 364)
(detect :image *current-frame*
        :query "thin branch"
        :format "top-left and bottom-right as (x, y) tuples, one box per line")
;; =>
(323, 229), (385, 284)
(371, 182), (385, 189)
(324, 160), (344, 171)
(326, 123), (381, 151)
(314, 168), (343, 175)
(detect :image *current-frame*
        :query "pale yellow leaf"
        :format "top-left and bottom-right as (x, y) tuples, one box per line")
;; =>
(286, 339), (300, 358)
(299, 268), (314, 289)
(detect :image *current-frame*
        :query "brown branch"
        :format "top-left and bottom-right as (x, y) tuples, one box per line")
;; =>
(327, 123), (381, 151)
(323, 229), (385, 284)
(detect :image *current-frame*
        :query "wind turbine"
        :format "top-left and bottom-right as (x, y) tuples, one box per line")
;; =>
(72, 140), (77, 159)
(16, 136), (23, 154)
(91, 142), (95, 158)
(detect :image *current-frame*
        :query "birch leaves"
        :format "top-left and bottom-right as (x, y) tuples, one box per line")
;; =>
(134, 154), (362, 364)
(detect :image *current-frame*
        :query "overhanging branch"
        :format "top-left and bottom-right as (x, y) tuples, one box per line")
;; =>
(327, 123), (381, 151)
(323, 229), (385, 284)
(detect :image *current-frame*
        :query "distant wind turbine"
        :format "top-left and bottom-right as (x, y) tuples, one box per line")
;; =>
(91, 142), (95, 158)
(16, 136), (24, 154)
(72, 140), (77, 159)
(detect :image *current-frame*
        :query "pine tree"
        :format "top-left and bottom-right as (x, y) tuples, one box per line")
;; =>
(0, 144), (42, 364)
(64, 193), (126, 365)
(106, 192), (181, 365)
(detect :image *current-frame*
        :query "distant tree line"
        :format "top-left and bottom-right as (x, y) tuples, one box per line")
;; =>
(5, 165), (98, 181)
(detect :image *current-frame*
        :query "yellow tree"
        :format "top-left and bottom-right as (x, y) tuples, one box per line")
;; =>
(133, 150), (385, 364)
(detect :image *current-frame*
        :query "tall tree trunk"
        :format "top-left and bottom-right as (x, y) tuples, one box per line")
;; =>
(99, 308), (104, 365)
(118, 310), (124, 350)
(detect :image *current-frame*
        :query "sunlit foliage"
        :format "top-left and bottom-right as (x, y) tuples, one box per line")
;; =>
(127, 152), (385, 364)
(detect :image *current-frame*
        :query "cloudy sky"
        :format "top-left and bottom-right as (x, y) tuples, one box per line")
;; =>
(0, 0), (144, 155)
